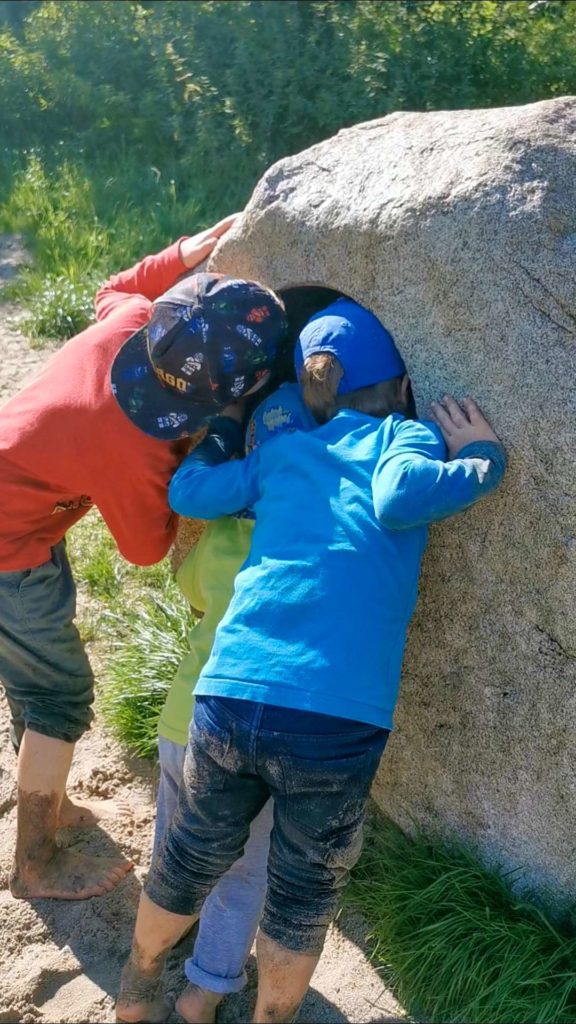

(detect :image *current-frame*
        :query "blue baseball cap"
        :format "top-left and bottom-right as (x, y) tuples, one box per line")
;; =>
(294, 297), (405, 394)
(111, 273), (287, 440)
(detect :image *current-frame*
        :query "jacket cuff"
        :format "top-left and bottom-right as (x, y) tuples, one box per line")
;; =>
(201, 416), (245, 463)
(455, 440), (507, 480)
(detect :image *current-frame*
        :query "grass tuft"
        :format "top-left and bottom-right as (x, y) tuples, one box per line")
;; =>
(98, 592), (191, 760)
(66, 510), (192, 759)
(68, 512), (121, 600)
(21, 272), (98, 346)
(347, 818), (576, 1024)
(68, 509), (173, 603)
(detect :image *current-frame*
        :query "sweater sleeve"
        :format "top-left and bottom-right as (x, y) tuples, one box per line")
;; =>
(91, 438), (189, 567)
(372, 418), (507, 531)
(95, 483), (178, 566)
(169, 417), (262, 519)
(94, 238), (189, 322)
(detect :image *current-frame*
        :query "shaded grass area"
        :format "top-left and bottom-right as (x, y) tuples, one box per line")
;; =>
(347, 818), (576, 1024)
(67, 509), (192, 759)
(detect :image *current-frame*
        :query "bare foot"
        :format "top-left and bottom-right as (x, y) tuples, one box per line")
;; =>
(58, 792), (134, 829)
(116, 954), (170, 1023)
(176, 984), (222, 1024)
(10, 847), (133, 900)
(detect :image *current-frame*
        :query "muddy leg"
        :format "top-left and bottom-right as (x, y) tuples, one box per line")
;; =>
(116, 945), (171, 1024)
(116, 892), (198, 1023)
(175, 984), (222, 1024)
(10, 731), (133, 900)
(253, 931), (320, 1023)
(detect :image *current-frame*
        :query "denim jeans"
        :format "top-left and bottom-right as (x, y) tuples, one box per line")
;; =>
(146, 696), (388, 954)
(154, 736), (273, 994)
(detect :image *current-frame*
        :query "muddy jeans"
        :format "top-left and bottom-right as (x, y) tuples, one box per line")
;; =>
(154, 736), (273, 995)
(147, 696), (388, 954)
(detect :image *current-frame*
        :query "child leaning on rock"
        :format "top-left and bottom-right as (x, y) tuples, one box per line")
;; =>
(0, 213), (290, 904)
(117, 298), (507, 1024)
(152, 382), (315, 1023)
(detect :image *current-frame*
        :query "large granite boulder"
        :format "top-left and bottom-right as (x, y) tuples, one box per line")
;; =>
(209, 96), (576, 904)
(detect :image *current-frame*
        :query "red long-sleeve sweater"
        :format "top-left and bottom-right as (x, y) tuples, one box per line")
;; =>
(0, 239), (191, 570)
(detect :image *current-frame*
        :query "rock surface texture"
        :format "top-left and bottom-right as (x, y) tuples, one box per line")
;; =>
(210, 97), (576, 904)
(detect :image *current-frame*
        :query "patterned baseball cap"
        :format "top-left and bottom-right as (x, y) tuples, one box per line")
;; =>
(111, 273), (287, 440)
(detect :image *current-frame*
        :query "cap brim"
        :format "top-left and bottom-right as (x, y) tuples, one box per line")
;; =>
(110, 326), (221, 441)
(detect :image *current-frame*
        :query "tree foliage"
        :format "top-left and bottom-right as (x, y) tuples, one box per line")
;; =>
(1, 1), (574, 184)
(0, 0), (574, 339)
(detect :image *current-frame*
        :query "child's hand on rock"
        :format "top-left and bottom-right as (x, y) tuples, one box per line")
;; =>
(179, 213), (240, 270)
(430, 395), (500, 459)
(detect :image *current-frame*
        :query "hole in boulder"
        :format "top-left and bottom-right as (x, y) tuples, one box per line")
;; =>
(272, 284), (350, 383)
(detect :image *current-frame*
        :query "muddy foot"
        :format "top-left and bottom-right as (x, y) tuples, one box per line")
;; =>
(176, 983), (222, 1024)
(116, 956), (170, 1023)
(10, 847), (133, 900)
(58, 793), (134, 829)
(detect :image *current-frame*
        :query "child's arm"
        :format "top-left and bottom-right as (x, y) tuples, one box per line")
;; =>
(169, 415), (262, 519)
(94, 215), (237, 321)
(373, 397), (506, 530)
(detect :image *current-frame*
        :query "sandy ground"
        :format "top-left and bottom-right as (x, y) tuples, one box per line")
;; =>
(0, 237), (406, 1024)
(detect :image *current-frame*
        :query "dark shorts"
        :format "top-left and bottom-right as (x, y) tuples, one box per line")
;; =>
(0, 541), (94, 749)
(146, 695), (388, 954)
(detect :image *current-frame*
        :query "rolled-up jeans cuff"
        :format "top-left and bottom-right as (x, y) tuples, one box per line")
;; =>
(184, 958), (247, 995)
(26, 717), (92, 744)
(259, 917), (329, 956)
(144, 872), (207, 917)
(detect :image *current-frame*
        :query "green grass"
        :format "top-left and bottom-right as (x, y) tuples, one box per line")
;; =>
(68, 512), (122, 601)
(98, 591), (191, 759)
(66, 509), (192, 758)
(0, 150), (210, 344)
(347, 818), (576, 1024)
(2, 0), (576, 348)
(20, 274), (98, 347)
(68, 507), (176, 602)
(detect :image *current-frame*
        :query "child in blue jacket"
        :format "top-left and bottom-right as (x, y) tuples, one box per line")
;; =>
(152, 382), (315, 1022)
(117, 299), (506, 1024)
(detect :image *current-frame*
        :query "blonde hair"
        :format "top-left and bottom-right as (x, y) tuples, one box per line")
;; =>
(300, 353), (409, 423)
(300, 353), (342, 423)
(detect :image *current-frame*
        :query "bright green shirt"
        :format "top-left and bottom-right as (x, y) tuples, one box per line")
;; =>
(158, 516), (254, 746)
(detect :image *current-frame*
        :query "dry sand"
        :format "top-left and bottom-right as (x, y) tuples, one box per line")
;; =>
(0, 237), (406, 1024)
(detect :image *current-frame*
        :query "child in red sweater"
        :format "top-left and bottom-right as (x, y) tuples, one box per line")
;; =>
(0, 215), (287, 902)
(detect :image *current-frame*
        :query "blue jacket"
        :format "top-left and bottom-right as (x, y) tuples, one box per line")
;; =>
(169, 409), (506, 729)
